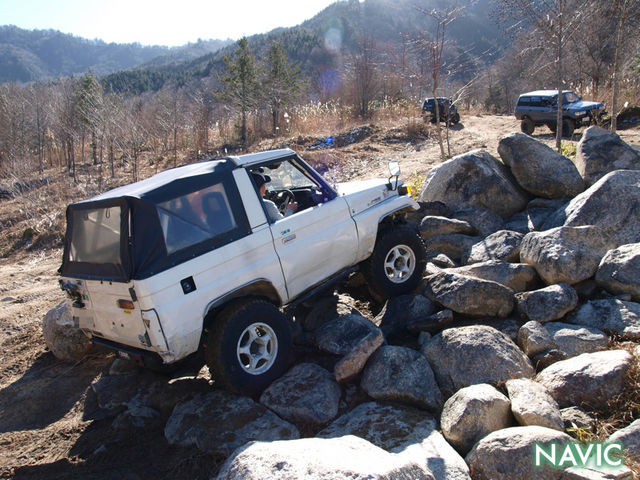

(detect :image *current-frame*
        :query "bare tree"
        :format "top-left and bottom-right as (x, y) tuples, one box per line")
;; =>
(349, 33), (380, 119)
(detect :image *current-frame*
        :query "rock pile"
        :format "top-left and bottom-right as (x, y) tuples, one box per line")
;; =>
(44, 126), (640, 479)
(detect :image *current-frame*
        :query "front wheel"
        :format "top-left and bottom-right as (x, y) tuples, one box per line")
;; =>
(562, 118), (575, 138)
(362, 226), (427, 299)
(520, 117), (534, 135)
(205, 298), (292, 396)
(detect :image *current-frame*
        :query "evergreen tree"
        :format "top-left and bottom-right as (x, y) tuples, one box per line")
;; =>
(217, 38), (260, 146)
(264, 41), (305, 136)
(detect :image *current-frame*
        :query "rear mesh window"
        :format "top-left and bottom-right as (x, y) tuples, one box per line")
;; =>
(70, 206), (122, 264)
(157, 183), (237, 254)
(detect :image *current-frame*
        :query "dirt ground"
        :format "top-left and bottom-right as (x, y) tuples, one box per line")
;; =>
(1, 115), (639, 479)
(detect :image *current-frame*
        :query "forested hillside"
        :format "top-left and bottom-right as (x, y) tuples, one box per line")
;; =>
(0, 25), (231, 83)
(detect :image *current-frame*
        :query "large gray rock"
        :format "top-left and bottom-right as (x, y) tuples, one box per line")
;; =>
(595, 243), (640, 301)
(42, 300), (92, 361)
(505, 378), (563, 430)
(517, 320), (557, 357)
(423, 271), (515, 317)
(536, 350), (634, 409)
(445, 260), (540, 292)
(544, 322), (608, 358)
(520, 226), (616, 285)
(407, 309), (454, 335)
(576, 126), (640, 187)
(464, 230), (524, 264)
(503, 207), (557, 234)
(165, 390), (299, 455)
(422, 325), (535, 396)
(424, 233), (482, 262)
(419, 149), (530, 218)
(569, 299), (640, 340)
(318, 402), (471, 480)
(440, 383), (512, 455)
(452, 207), (505, 236)
(515, 283), (578, 323)
(465, 426), (574, 480)
(302, 294), (364, 332)
(315, 314), (380, 355)
(374, 294), (435, 337)
(260, 363), (342, 426)
(334, 331), (384, 383)
(216, 435), (436, 480)
(608, 419), (640, 461)
(498, 132), (585, 198)
(419, 215), (476, 240)
(543, 170), (640, 246)
(360, 346), (442, 412)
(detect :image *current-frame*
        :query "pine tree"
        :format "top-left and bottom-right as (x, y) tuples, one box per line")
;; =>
(264, 41), (305, 136)
(217, 38), (260, 147)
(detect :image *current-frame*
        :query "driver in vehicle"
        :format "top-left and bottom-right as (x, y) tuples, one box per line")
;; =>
(252, 171), (298, 222)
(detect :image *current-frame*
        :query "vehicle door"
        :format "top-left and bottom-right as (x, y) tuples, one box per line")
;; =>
(260, 159), (359, 300)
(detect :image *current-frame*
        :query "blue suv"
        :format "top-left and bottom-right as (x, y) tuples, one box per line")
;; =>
(514, 90), (605, 137)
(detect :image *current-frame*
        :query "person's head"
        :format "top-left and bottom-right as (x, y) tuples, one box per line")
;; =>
(252, 172), (271, 197)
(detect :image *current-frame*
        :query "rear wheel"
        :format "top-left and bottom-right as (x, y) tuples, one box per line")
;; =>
(205, 298), (292, 396)
(362, 226), (427, 299)
(562, 118), (575, 138)
(520, 117), (535, 135)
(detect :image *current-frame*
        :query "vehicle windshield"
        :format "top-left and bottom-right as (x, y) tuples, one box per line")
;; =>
(69, 206), (122, 264)
(562, 92), (581, 104)
(264, 160), (316, 191)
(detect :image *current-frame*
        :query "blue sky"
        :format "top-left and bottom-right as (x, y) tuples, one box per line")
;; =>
(1, 0), (339, 46)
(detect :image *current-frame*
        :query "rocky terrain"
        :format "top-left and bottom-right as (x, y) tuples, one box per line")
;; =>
(2, 117), (640, 479)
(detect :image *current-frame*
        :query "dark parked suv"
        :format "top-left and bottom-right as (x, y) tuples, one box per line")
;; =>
(514, 90), (605, 137)
(422, 97), (460, 125)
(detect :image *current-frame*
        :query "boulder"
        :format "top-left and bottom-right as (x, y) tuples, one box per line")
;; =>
(575, 126), (640, 187)
(423, 271), (515, 317)
(465, 426), (574, 480)
(543, 170), (640, 246)
(560, 406), (596, 430)
(531, 349), (568, 371)
(464, 230), (524, 264)
(497, 131), (584, 198)
(303, 295), (364, 332)
(419, 215), (476, 240)
(595, 243), (640, 301)
(418, 149), (530, 218)
(360, 346), (442, 412)
(520, 226), (616, 285)
(421, 325), (535, 396)
(505, 378), (563, 430)
(407, 309), (454, 335)
(318, 402), (471, 480)
(216, 435), (436, 480)
(517, 320), (557, 357)
(41, 300), (92, 361)
(445, 260), (540, 292)
(315, 314), (380, 356)
(608, 419), (640, 461)
(569, 299), (640, 340)
(429, 253), (457, 268)
(536, 350), (633, 409)
(424, 233), (482, 262)
(374, 294), (435, 338)
(164, 390), (299, 455)
(515, 283), (578, 323)
(452, 207), (505, 236)
(544, 322), (608, 358)
(440, 383), (512, 455)
(260, 363), (342, 426)
(334, 331), (384, 383)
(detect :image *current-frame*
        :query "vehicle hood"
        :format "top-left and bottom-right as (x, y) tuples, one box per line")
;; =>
(336, 178), (409, 216)
(566, 100), (604, 111)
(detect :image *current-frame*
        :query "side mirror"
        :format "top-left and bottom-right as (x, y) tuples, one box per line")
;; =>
(388, 161), (400, 190)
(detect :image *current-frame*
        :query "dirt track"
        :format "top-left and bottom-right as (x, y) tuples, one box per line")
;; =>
(1, 114), (639, 479)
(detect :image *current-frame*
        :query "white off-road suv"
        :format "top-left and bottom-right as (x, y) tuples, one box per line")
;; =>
(59, 149), (425, 394)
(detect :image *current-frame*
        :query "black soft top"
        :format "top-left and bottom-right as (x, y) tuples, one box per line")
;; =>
(61, 157), (250, 282)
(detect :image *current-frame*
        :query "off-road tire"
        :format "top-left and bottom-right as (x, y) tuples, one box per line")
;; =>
(362, 226), (427, 299)
(205, 298), (292, 396)
(520, 117), (535, 135)
(451, 112), (460, 125)
(562, 118), (575, 138)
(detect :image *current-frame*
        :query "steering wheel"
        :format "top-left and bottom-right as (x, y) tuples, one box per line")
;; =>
(275, 189), (296, 214)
